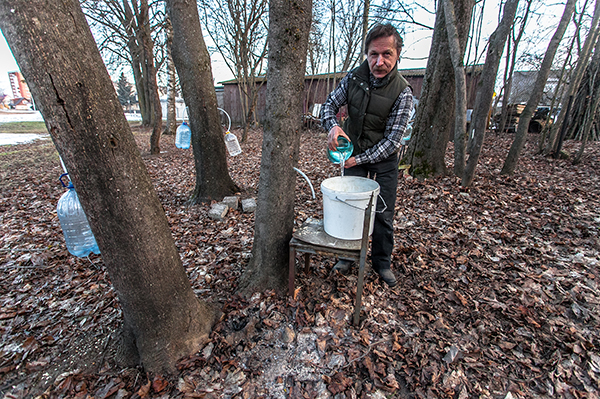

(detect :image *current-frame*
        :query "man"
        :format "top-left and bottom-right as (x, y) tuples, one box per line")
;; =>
(320, 23), (413, 287)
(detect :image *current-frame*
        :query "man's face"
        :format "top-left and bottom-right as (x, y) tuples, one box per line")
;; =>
(367, 35), (400, 79)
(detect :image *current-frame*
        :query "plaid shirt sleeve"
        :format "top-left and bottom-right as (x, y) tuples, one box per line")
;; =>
(320, 73), (350, 133)
(354, 86), (413, 165)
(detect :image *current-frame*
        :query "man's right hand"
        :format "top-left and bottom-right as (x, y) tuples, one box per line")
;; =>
(327, 126), (351, 151)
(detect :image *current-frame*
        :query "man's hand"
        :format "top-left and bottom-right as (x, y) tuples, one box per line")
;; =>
(345, 157), (357, 168)
(327, 126), (351, 151)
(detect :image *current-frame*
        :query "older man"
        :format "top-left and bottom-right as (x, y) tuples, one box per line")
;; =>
(320, 23), (413, 287)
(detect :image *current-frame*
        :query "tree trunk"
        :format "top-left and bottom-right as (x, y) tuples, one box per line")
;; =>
(0, 0), (218, 374)
(573, 37), (600, 164)
(536, 0), (582, 152)
(406, 0), (474, 178)
(442, 0), (468, 178)
(573, 87), (600, 164)
(545, 0), (600, 155)
(462, 0), (519, 187)
(122, 0), (151, 127)
(128, 40), (149, 125)
(137, 0), (163, 155)
(164, 17), (177, 136)
(498, 0), (531, 135)
(497, 43), (512, 134)
(564, 30), (600, 141)
(166, 0), (240, 203)
(501, 0), (577, 175)
(360, 0), (370, 60)
(238, 0), (312, 295)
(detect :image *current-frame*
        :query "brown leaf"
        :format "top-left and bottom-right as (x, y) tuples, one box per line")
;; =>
(453, 290), (468, 306)
(363, 357), (377, 381)
(317, 338), (327, 353)
(360, 329), (370, 346)
(137, 380), (151, 398)
(498, 341), (516, 350)
(152, 375), (168, 392)
(327, 372), (352, 394)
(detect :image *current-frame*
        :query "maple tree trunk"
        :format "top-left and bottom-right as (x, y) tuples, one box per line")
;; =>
(406, 0), (474, 178)
(545, 0), (600, 155)
(238, 0), (312, 295)
(442, 0), (468, 178)
(0, 0), (218, 374)
(462, 0), (519, 187)
(164, 18), (177, 136)
(573, 38), (600, 164)
(501, 0), (576, 175)
(121, 0), (152, 127)
(361, 0), (370, 57)
(140, 0), (163, 155)
(565, 27), (600, 142)
(166, 0), (240, 203)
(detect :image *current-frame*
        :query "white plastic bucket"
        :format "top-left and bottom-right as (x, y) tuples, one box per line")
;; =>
(320, 176), (380, 240)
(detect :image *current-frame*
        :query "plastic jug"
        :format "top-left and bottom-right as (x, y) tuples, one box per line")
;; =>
(175, 121), (191, 149)
(327, 136), (354, 164)
(56, 174), (100, 257)
(224, 131), (242, 156)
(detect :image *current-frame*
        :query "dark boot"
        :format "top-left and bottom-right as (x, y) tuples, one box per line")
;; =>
(374, 267), (397, 287)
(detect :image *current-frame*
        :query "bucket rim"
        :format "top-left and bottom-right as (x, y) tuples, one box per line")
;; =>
(320, 176), (380, 195)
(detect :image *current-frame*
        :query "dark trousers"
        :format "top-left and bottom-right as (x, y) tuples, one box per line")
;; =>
(344, 153), (398, 271)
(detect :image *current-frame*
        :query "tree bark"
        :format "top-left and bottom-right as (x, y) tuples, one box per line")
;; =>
(0, 0), (218, 374)
(573, 37), (600, 164)
(406, 0), (474, 178)
(462, 0), (520, 187)
(238, 0), (312, 295)
(501, 0), (577, 175)
(166, 0), (240, 203)
(121, 0), (152, 126)
(442, 0), (468, 178)
(361, 0), (370, 60)
(564, 30), (600, 142)
(497, 0), (531, 135)
(545, 0), (600, 155)
(164, 17), (178, 136)
(139, 0), (163, 155)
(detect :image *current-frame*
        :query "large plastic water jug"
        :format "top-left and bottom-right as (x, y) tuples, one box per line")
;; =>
(175, 122), (191, 149)
(56, 174), (100, 257)
(224, 131), (242, 156)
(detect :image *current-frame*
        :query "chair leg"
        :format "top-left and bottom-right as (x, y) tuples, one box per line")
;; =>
(304, 253), (310, 275)
(288, 246), (296, 297)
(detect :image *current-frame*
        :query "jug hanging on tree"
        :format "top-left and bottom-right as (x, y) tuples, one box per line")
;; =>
(218, 107), (242, 156)
(56, 173), (100, 257)
(175, 106), (191, 149)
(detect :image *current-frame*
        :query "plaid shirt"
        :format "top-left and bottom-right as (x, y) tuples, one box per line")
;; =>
(321, 70), (413, 165)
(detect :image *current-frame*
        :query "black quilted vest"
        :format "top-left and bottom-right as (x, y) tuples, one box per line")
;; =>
(343, 60), (409, 155)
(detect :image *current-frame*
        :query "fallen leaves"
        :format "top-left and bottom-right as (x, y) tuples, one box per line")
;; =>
(1, 128), (599, 398)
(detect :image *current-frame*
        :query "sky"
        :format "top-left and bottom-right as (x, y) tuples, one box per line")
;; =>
(0, 27), (433, 97)
(0, 30), (236, 98)
(0, 2), (567, 99)
(0, 31), (19, 96)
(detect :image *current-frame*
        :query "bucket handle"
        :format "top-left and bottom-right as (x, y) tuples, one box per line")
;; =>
(333, 193), (387, 213)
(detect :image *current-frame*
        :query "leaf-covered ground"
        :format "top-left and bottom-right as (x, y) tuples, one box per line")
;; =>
(1, 126), (599, 398)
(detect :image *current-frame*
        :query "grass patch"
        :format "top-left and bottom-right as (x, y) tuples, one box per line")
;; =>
(0, 121), (48, 133)
(0, 142), (59, 173)
(0, 121), (145, 134)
